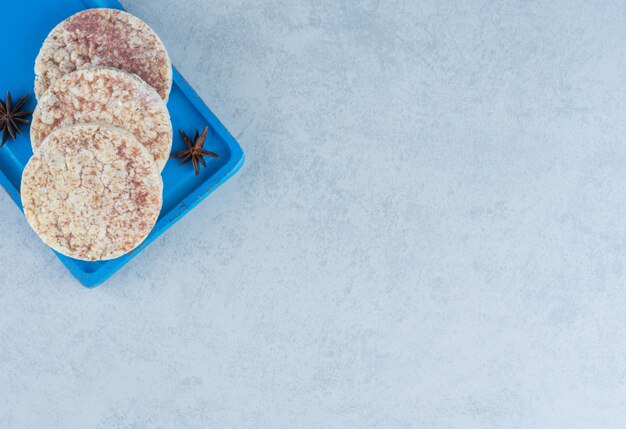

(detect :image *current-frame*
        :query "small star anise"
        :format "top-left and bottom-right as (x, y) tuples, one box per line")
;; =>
(171, 126), (219, 176)
(0, 92), (32, 148)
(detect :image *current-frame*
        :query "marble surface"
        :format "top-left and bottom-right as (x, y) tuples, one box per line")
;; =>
(2, 0), (626, 427)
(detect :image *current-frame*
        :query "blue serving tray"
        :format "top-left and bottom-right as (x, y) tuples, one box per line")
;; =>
(0, 0), (244, 287)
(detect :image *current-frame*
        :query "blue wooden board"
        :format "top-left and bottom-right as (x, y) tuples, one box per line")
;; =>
(0, 0), (244, 287)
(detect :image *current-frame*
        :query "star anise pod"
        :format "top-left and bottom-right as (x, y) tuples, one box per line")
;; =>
(0, 92), (32, 148)
(171, 126), (219, 176)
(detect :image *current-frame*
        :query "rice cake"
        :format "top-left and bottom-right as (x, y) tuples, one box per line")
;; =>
(21, 123), (163, 262)
(35, 8), (172, 101)
(31, 67), (172, 171)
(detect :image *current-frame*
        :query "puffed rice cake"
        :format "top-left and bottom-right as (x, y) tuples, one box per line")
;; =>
(21, 123), (163, 262)
(35, 8), (172, 101)
(31, 67), (172, 171)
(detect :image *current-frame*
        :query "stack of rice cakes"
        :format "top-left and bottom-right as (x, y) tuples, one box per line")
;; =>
(22, 8), (173, 262)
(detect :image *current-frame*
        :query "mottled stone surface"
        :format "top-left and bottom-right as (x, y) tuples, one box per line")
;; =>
(2, 0), (626, 427)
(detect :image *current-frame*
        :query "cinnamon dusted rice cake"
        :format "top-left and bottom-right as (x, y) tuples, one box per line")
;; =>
(21, 123), (163, 262)
(31, 68), (172, 171)
(35, 8), (172, 101)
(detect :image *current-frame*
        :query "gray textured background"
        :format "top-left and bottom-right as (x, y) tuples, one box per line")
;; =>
(2, 0), (626, 427)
